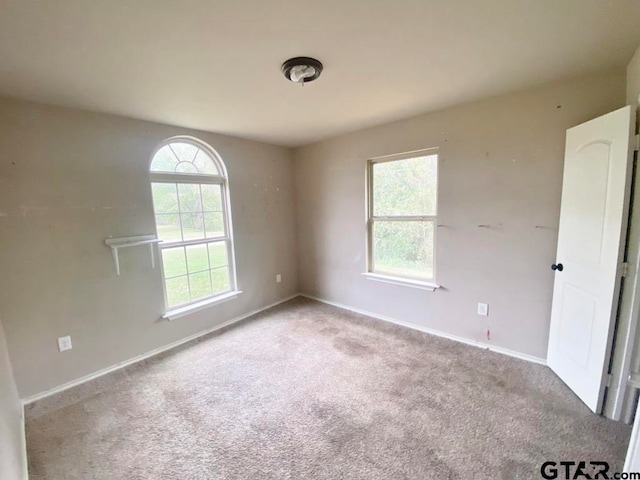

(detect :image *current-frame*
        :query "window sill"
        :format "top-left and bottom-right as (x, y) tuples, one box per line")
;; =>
(362, 273), (440, 291)
(162, 290), (243, 321)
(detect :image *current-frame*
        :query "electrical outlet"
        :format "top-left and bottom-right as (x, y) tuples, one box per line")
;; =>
(57, 335), (72, 352)
(276, 274), (282, 283)
(477, 303), (489, 317)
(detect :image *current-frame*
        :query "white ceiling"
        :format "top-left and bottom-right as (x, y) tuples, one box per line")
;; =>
(1, 1), (639, 147)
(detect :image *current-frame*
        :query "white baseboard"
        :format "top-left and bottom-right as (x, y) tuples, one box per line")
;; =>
(23, 291), (546, 406)
(22, 294), (300, 405)
(299, 293), (547, 366)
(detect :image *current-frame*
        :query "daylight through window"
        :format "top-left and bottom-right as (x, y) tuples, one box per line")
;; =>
(150, 138), (236, 309)
(367, 150), (438, 282)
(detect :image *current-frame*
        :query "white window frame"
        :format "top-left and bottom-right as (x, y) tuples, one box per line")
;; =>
(149, 136), (240, 317)
(365, 148), (440, 291)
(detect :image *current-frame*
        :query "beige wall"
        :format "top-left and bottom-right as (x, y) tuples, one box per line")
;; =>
(627, 44), (640, 105)
(0, 319), (27, 480)
(0, 97), (298, 398)
(0, 66), (630, 400)
(293, 70), (626, 360)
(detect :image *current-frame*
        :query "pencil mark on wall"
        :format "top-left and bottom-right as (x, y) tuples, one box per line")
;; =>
(478, 223), (503, 229)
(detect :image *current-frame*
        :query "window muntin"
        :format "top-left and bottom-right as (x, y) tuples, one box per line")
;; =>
(150, 142), (219, 175)
(367, 150), (438, 282)
(150, 138), (236, 309)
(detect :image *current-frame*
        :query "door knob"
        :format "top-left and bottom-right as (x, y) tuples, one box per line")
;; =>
(551, 263), (564, 272)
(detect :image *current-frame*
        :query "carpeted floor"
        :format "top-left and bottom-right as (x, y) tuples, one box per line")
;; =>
(26, 297), (631, 479)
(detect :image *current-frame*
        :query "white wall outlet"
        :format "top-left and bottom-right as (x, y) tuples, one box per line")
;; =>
(276, 274), (282, 283)
(57, 335), (73, 352)
(477, 303), (489, 317)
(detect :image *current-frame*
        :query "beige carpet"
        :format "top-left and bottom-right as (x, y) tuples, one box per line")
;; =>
(26, 297), (631, 479)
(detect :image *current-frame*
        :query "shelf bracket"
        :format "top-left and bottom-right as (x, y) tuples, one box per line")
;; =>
(105, 235), (162, 276)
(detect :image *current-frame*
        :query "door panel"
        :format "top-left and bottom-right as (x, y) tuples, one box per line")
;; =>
(559, 284), (596, 367)
(547, 105), (635, 413)
(564, 142), (610, 264)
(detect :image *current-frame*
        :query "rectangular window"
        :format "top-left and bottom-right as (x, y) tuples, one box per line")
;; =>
(367, 149), (438, 283)
(152, 180), (233, 308)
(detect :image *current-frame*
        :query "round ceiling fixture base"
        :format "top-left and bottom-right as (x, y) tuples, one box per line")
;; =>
(281, 57), (323, 84)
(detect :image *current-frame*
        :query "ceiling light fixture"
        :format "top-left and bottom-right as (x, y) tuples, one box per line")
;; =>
(281, 57), (323, 86)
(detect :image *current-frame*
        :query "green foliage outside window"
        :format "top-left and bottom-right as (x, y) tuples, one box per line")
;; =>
(370, 153), (438, 280)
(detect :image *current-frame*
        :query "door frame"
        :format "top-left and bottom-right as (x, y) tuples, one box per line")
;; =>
(624, 398), (640, 471)
(605, 111), (640, 422)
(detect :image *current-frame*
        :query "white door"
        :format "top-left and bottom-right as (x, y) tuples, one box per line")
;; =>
(547, 105), (636, 413)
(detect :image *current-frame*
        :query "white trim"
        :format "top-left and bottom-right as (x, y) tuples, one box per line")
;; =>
(362, 272), (440, 291)
(625, 399), (640, 472)
(369, 147), (440, 163)
(605, 104), (639, 422)
(366, 148), (440, 286)
(149, 136), (228, 178)
(149, 136), (239, 313)
(21, 293), (299, 405)
(299, 293), (547, 366)
(162, 290), (243, 320)
(149, 173), (224, 184)
(20, 404), (28, 480)
(22, 291), (547, 406)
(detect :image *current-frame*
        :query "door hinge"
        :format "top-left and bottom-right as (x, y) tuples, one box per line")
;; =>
(621, 262), (630, 277)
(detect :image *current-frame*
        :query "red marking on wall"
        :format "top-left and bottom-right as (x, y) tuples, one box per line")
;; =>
(486, 329), (491, 341)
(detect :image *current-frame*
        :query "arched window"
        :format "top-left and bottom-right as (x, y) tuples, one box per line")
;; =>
(150, 137), (237, 310)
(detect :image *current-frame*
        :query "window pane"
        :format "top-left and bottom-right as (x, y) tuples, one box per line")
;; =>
(177, 184), (202, 212)
(204, 212), (225, 238)
(201, 184), (222, 211)
(170, 142), (199, 163)
(151, 183), (179, 213)
(186, 244), (209, 273)
(372, 220), (434, 279)
(156, 214), (182, 242)
(181, 213), (205, 240)
(166, 275), (190, 307)
(211, 267), (230, 294)
(189, 271), (212, 299)
(208, 241), (228, 268)
(162, 247), (187, 277)
(193, 150), (219, 175)
(373, 154), (437, 216)
(150, 145), (178, 172)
